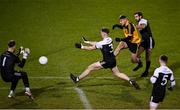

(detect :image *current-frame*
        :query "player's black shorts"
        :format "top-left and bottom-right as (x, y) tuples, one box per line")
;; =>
(1, 71), (26, 82)
(140, 37), (155, 49)
(150, 90), (165, 103)
(100, 59), (116, 69)
(124, 41), (138, 54)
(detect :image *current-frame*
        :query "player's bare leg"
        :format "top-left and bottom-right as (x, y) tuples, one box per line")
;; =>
(141, 49), (152, 77)
(111, 66), (140, 89)
(133, 46), (144, 71)
(70, 62), (103, 83)
(111, 66), (130, 81)
(114, 42), (127, 56)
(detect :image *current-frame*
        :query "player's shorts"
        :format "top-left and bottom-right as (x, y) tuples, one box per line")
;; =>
(124, 41), (138, 54)
(1, 71), (27, 82)
(140, 37), (155, 49)
(150, 90), (165, 103)
(100, 59), (116, 69)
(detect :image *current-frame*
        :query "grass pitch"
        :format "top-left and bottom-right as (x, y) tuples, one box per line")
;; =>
(0, 0), (180, 109)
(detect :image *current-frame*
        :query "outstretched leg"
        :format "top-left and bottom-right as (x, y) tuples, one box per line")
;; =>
(70, 61), (103, 83)
(111, 66), (140, 89)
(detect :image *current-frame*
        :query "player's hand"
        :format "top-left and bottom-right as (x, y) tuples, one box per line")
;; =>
(82, 36), (90, 44)
(19, 46), (24, 54)
(112, 24), (122, 30)
(168, 86), (174, 91)
(115, 37), (121, 42)
(75, 43), (83, 49)
(23, 48), (30, 59)
(82, 36), (87, 41)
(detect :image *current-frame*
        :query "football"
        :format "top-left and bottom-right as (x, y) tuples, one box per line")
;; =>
(39, 56), (48, 65)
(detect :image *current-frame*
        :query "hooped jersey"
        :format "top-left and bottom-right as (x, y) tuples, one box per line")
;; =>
(95, 37), (115, 61)
(150, 66), (175, 93)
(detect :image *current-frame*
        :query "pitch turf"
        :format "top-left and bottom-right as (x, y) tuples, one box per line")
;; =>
(0, 0), (180, 109)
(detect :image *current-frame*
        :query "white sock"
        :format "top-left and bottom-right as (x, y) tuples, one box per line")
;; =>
(25, 87), (30, 92)
(9, 90), (14, 94)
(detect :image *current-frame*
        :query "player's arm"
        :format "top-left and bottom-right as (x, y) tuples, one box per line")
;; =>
(168, 73), (176, 91)
(136, 24), (146, 30)
(137, 19), (147, 30)
(16, 48), (30, 68)
(112, 24), (123, 30)
(75, 43), (96, 51)
(82, 37), (97, 46)
(150, 69), (159, 84)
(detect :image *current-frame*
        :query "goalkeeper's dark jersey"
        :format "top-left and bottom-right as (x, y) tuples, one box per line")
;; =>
(0, 51), (26, 80)
(138, 18), (153, 40)
(95, 37), (115, 61)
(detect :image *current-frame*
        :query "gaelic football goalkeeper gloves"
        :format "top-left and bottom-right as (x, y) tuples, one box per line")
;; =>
(23, 48), (30, 59)
(16, 46), (24, 56)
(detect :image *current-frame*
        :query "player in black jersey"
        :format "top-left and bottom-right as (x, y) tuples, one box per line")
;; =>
(0, 40), (34, 99)
(150, 55), (175, 110)
(134, 12), (155, 77)
(70, 27), (140, 89)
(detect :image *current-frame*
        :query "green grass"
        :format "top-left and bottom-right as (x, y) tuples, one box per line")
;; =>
(0, 0), (180, 109)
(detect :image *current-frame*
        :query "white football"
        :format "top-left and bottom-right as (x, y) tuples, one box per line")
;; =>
(39, 56), (48, 65)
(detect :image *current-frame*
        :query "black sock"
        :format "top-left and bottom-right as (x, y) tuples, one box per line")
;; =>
(145, 61), (151, 72)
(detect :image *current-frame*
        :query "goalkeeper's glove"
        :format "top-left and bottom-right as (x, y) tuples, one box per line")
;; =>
(82, 36), (90, 44)
(115, 37), (122, 42)
(75, 43), (84, 49)
(16, 46), (24, 56)
(23, 48), (30, 59)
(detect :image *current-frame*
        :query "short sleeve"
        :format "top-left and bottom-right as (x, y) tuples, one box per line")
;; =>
(95, 41), (103, 49)
(139, 19), (147, 27)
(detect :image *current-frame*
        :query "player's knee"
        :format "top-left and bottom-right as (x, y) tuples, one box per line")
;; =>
(131, 57), (137, 63)
(87, 65), (94, 71)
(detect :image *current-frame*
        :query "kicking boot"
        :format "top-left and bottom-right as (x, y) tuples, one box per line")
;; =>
(25, 91), (34, 100)
(129, 80), (140, 90)
(70, 73), (79, 83)
(141, 71), (149, 77)
(8, 90), (14, 98)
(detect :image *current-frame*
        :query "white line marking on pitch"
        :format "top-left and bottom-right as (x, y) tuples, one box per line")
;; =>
(74, 87), (92, 109)
(27, 76), (180, 79)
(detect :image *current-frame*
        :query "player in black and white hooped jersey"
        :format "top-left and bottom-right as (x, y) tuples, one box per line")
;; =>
(150, 55), (175, 110)
(70, 27), (140, 89)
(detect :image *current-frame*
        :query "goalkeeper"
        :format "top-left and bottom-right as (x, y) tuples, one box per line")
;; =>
(0, 40), (34, 99)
